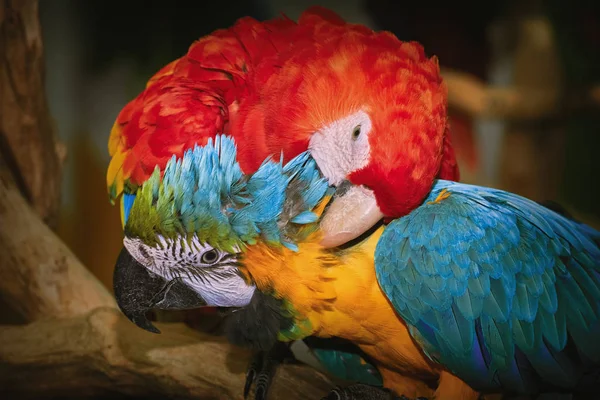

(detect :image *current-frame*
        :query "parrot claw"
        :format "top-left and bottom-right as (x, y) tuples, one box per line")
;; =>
(244, 342), (294, 400)
(320, 384), (426, 400)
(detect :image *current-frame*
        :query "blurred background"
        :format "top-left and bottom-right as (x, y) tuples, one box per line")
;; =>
(38, 0), (600, 294)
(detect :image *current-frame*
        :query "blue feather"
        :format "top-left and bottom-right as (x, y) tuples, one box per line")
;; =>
(127, 135), (330, 252)
(375, 179), (600, 394)
(310, 347), (383, 386)
(122, 193), (136, 224)
(282, 241), (299, 252)
(291, 211), (319, 224)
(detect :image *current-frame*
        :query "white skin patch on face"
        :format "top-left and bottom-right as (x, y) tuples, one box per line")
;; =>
(308, 109), (372, 186)
(123, 235), (255, 307)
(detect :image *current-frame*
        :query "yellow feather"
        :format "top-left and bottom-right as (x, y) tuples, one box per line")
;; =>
(107, 121), (123, 157)
(106, 150), (125, 199)
(312, 194), (332, 218)
(242, 227), (439, 398)
(106, 123), (127, 202)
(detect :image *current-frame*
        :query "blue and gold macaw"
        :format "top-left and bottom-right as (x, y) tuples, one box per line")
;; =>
(112, 136), (389, 399)
(112, 136), (600, 400)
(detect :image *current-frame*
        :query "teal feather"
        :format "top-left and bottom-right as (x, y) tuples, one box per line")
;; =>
(375, 179), (600, 394)
(282, 241), (299, 252)
(124, 135), (330, 252)
(291, 211), (319, 224)
(311, 347), (383, 386)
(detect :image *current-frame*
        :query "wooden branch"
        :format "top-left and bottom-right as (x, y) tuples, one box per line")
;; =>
(0, 166), (116, 321)
(0, 0), (64, 227)
(442, 67), (600, 120)
(0, 308), (335, 399)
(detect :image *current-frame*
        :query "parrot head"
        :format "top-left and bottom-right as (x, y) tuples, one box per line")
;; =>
(113, 135), (331, 333)
(106, 7), (459, 251)
(234, 19), (459, 248)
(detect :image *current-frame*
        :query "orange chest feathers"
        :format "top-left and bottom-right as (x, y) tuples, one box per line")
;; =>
(240, 227), (438, 395)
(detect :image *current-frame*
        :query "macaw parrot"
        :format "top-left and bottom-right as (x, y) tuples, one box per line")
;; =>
(112, 136), (413, 399)
(112, 135), (600, 400)
(106, 6), (459, 250)
(106, 7), (458, 397)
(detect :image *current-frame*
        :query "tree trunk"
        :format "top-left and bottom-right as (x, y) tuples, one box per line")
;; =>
(0, 0), (65, 227)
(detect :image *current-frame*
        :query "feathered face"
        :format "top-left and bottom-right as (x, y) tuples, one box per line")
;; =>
(123, 235), (251, 308)
(113, 136), (330, 333)
(241, 35), (455, 248)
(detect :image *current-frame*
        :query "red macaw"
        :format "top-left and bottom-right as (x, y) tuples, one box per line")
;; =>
(107, 6), (459, 249)
(107, 7), (460, 398)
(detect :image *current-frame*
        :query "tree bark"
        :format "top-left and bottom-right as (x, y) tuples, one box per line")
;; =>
(0, 308), (334, 399)
(0, 166), (118, 320)
(0, 0), (65, 228)
(0, 1), (334, 398)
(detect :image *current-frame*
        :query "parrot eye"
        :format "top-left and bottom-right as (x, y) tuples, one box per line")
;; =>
(201, 249), (220, 264)
(352, 125), (361, 140)
(138, 245), (150, 260)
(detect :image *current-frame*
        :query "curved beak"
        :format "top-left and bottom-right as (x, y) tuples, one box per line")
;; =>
(113, 247), (206, 334)
(319, 183), (384, 248)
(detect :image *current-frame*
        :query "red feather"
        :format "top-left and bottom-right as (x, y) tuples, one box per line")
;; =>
(107, 7), (459, 219)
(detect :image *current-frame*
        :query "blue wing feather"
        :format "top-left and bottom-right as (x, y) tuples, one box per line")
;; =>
(122, 193), (137, 224)
(311, 347), (383, 386)
(375, 180), (600, 394)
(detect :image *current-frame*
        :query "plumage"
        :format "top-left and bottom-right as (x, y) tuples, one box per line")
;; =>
(239, 224), (438, 398)
(119, 138), (438, 398)
(106, 7), (459, 237)
(375, 179), (600, 394)
(223, 289), (294, 351)
(304, 337), (383, 386)
(124, 135), (330, 252)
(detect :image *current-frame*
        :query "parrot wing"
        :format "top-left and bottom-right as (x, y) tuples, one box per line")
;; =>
(374, 179), (600, 393)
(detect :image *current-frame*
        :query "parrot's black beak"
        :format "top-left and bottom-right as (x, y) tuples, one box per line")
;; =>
(113, 247), (207, 334)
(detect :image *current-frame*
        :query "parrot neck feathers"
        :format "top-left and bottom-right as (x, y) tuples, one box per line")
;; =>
(124, 135), (332, 251)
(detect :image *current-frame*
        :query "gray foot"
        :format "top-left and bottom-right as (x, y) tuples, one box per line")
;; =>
(244, 341), (293, 400)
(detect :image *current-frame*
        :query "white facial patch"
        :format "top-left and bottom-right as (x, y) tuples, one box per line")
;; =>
(124, 235), (255, 307)
(308, 110), (372, 186)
